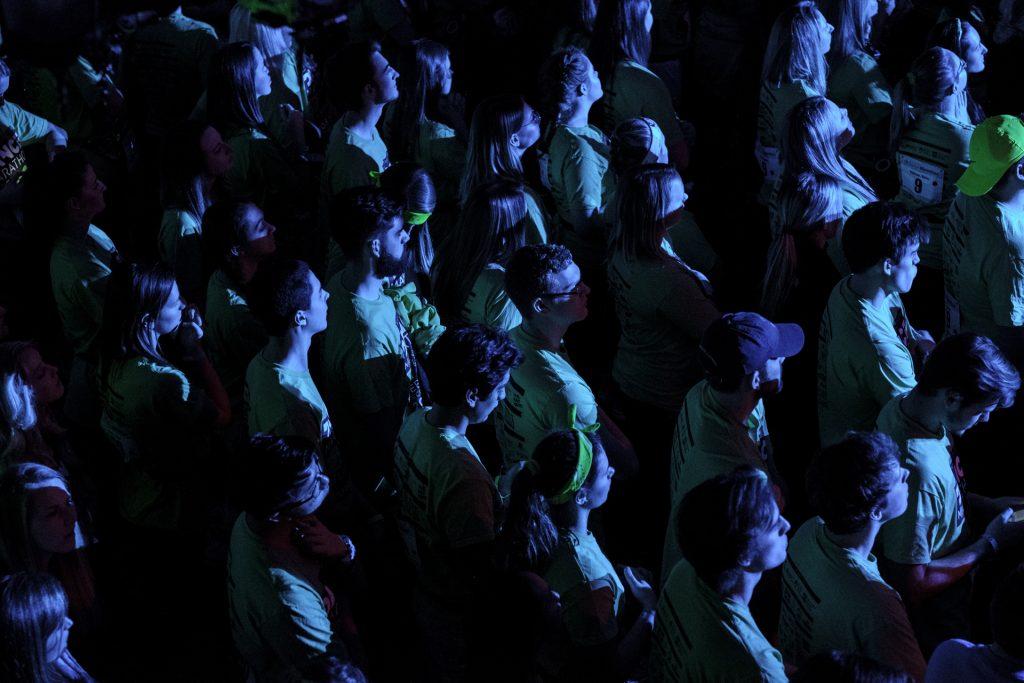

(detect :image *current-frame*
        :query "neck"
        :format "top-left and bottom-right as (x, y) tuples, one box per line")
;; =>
(900, 389), (945, 434)
(350, 103), (384, 137)
(263, 332), (310, 372)
(564, 100), (591, 128)
(565, 505), (590, 537)
(848, 271), (889, 308)
(991, 183), (1024, 211)
(341, 261), (384, 300)
(246, 512), (293, 546)
(64, 218), (91, 237)
(234, 254), (260, 285)
(721, 569), (761, 606)
(710, 386), (759, 425)
(425, 403), (470, 437)
(521, 316), (568, 353)
(824, 520), (881, 559)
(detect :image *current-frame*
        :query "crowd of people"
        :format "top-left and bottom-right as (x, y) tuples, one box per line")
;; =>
(2, 0), (1024, 680)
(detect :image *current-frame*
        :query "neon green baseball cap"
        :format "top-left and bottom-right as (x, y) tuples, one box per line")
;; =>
(957, 115), (1024, 197)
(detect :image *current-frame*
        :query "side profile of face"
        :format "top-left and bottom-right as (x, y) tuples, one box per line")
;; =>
(45, 615), (73, 664)
(253, 47), (273, 98)
(18, 346), (64, 406)
(886, 239), (921, 295)
(816, 11), (835, 54)
(373, 216), (411, 279)
(439, 54), (453, 96)
(582, 55), (603, 104)
(29, 486), (78, 557)
(200, 126), (233, 178)
(300, 270), (330, 335)
(742, 498), (790, 573)
(511, 102), (542, 154)
(754, 357), (786, 397)
(370, 50), (400, 104)
(469, 370), (511, 424)
(242, 204), (277, 258)
(962, 23), (987, 74)
(876, 461), (910, 524)
(536, 260), (590, 325)
(154, 282), (186, 336)
(944, 395), (998, 436)
(72, 164), (106, 220)
(832, 103), (856, 150)
(579, 443), (614, 510)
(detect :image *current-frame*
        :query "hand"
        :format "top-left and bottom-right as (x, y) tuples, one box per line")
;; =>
(984, 508), (1024, 552)
(54, 650), (93, 682)
(292, 516), (356, 563)
(915, 330), (936, 358)
(176, 305), (205, 361)
(623, 566), (657, 612)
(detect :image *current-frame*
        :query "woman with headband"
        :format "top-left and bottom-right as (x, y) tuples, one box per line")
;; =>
(228, 434), (355, 682)
(500, 425), (657, 679)
(928, 17), (988, 124)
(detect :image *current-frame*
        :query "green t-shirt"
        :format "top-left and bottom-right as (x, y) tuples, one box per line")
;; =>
(321, 272), (410, 451)
(227, 514), (337, 682)
(817, 277), (919, 446)
(461, 263), (522, 331)
(827, 51), (892, 169)
(493, 324), (599, 467)
(344, 0), (409, 43)
(205, 269), (268, 405)
(245, 349), (332, 448)
(600, 60), (685, 147)
(322, 113), (389, 197)
(100, 356), (215, 528)
(523, 185), (550, 245)
(607, 251), (718, 411)
(128, 9), (219, 136)
(667, 209), (719, 276)
(895, 111), (973, 269)
(663, 380), (771, 578)
(158, 208), (203, 304)
(756, 79), (818, 198)
(49, 225), (118, 357)
(0, 100), (52, 146)
(416, 119), (465, 205)
(650, 559), (788, 683)
(224, 126), (299, 210)
(943, 193), (1024, 338)
(875, 396), (966, 565)
(383, 280), (446, 357)
(393, 407), (496, 600)
(547, 123), (615, 265)
(779, 518), (925, 679)
(543, 529), (625, 646)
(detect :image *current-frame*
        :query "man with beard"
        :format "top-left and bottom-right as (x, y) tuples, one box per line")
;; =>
(662, 312), (804, 579)
(322, 188), (417, 496)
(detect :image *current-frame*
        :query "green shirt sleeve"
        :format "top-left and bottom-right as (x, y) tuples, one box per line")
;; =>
(986, 219), (1024, 327)
(560, 579), (619, 646)
(159, 210), (204, 305)
(1, 102), (52, 146)
(558, 134), (605, 231)
(856, 597), (927, 681)
(880, 485), (943, 565)
(865, 339), (917, 408)
(437, 464), (496, 550)
(267, 571), (333, 670)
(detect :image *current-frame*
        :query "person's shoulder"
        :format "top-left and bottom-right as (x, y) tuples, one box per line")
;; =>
(422, 118), (455, 140)
(847, 50), (880, 71)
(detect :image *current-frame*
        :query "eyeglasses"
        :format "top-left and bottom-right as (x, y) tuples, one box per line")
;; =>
(518, 109), (541, 132)
(540, 281), (586, 299)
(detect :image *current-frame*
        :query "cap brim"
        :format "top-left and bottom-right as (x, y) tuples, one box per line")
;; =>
(956, 163), (1002, 197)
(774, 323), (805, 358)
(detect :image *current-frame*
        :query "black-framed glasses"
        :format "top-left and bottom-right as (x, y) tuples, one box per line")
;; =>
(540, 281), (586, 299)
(519, 108), (541, 132)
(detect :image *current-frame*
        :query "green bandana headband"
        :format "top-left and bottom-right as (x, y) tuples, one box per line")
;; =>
(404, 210), (432, 226)
(548, 405), (600, 505)
(368, 170), (382, 187)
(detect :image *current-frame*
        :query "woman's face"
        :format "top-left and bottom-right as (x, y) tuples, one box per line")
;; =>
(511, 102), (542, 153)
(253, 47), (273, 98)
(439, 54), (453, 96)
(962, 24), (987, 74)
(18, 347), (63, 406)
(816, 11), (835, 54)
(830, 102), (856, 149)
(44, 616), (73, 664)
(28, 486), (77, 557)
(154, 282), (186, 337)
(583, 56), (603, 103)
(581, 445), (614, 510)
(242, 205), (277, 258)
(200, 126), (233, 178)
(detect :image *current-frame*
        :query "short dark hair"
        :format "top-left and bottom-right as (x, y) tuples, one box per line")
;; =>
(329, 187), (403, 259)
(676, 467), (777, 589)
(239, 434), (319, 517)
(992, 563), (1024, 659)
(248, 258), (313, 336)
(790, 650), (913, 683)
(807, 431), (901, 534)
(427, 324), (523, 407)
(916, 333), (1020, 409)
(325, 41), (382, 113)
(504, 244), (574, 318)
(842, 201), (930, 274)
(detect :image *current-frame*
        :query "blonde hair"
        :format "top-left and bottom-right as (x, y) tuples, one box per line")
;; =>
(890, 47), (963, 152)
(762, 1), (830, 95)
(821, 0), (876, 63)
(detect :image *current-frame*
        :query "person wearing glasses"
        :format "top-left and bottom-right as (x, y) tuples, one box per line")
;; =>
(227, 434), (355, 682)
(944, 115), (1024, 353)
(495, 244), (634, 473)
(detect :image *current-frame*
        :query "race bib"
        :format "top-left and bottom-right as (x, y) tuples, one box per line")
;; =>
(755, 139), (782, 184)
(898, 153), (944, 205)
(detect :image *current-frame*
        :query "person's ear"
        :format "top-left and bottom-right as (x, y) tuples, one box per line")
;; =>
(140, 312), (155, 330)
(465, 387), (480, 408)
(575, 489), (588, 506)
(362, 81), (376, 104)
(736, 548), (754, 569)
(229, 245), (243, 258)
(1016, 160), (1024, 182)
(531, 296), (547, 316)
(510, 132), (522, 149)
(294, 310), (308, 328)
(869, 504), (885, 521)
(749, 370), (761, 391)
(578, 80), (588, 97)
(369, 238), (382, 259)
(882, 258), (894, 276)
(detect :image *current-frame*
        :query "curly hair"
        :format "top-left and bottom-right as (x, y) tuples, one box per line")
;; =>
(426, 323), (524, 408)
(807, 431), (902, 534)
(328, 187), (403, 257)
(504, 244), (575, 319)
(538, 47), (591, 125)
(247, 258), (313, 336)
